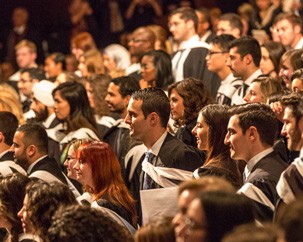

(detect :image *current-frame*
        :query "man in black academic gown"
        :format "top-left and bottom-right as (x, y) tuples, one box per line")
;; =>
(169, 7), (220, 99)
(11, 123), (67, 184)
(124, 88), (204, 224)
(225, 103), (288, 222)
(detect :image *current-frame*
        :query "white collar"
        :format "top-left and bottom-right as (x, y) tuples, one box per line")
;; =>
(221, 73), (236, 85)
(244, 69), (263, 84)
(14, 25), (26, 35)
(145, 131), (168, 156)
(294, 36), (303, 49)
(179, 35), (209, 50)
(27, 155), (48, 174)
(246, 147), (274, 174)
(43, 113), (57, 129)
(200, 30), (212, 42)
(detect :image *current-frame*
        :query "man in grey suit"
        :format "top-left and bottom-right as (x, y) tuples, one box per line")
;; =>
(224, 103), (288, 222)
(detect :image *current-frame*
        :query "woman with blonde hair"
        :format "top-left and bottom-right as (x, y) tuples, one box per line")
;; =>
(0, 84), (25, 124)
(78, 49), (105, 77)
(147, 25), (173, 54)
(243, 76), (283, 104)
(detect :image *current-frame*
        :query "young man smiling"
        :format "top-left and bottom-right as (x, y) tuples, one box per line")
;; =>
(224, 103), (287, 222)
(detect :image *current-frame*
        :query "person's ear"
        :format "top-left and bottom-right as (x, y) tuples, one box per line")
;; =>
(244, 54), (253, 65)
(298, 117), (303, 139)
(294, 25), (301, 35)
(27, 145), (37, 157)
(149, 112), (158, 127)
(248, 126), (258, 142)
(0, 132), (4, 143)
(186, 19), (195, 30)
(124, 95), (131, 106)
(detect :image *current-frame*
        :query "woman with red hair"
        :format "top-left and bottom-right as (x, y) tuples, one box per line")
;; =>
(74, 140), (137, 227)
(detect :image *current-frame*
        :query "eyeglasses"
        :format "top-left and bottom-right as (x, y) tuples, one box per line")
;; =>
(184, 217), (207, 231)
(129, 39), (148, 43)
(207, 51), (228, 56)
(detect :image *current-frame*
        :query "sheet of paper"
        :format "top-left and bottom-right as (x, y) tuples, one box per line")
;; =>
(140, 186), (179, 225)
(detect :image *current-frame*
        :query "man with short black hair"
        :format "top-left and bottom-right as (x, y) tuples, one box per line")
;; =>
(280, 93), (303, 160)
(18, 67), (46, 117)
(227, 36), (263, 105)
(276, 93), (303, 205)
(0, 112), (26, 176)
(103, 76), (140, 180)
(124, 87), (203, 223)
(11, 123), (67, 184)
(125, 88), (202, 188)
(206, 34), (242, 105)
(224, 103), (288, 222)
(195, 8), (216, 43)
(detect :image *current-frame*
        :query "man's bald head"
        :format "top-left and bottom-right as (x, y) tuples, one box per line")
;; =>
(128, 27), (155, 57)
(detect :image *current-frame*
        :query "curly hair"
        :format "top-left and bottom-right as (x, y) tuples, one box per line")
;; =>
(47, 204), (134, 242)
(0, 174), (30, 242)
(168, 78), (213, 126)
(25, 181), (77, 240)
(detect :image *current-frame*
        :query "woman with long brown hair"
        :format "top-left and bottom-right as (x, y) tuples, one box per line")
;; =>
(0, 174), (30, 242)
(74, 140), (137, 227)
(52, 82), (100, 164)
(192, 104), (245, 189)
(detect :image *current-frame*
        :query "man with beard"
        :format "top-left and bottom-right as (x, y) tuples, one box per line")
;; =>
(280, 93), (303, 162)
(11, 123), (67, 184)
(279, 49), (303, 91)
(30, 80), (63, 163)
(18, 67), (45, 119)
(276, 93), (303, 207)
(103, 76), (140, 181)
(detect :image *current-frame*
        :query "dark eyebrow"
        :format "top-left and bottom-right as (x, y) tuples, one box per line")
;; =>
(128, 110), (136, 116)
(227, 128), (236, 133)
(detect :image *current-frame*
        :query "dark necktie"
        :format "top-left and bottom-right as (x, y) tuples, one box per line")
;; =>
(238, 83), (249, 98)
(142, 152), (155, 190)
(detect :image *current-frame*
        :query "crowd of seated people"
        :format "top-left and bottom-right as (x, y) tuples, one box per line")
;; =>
(1, 1), (303, 241)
